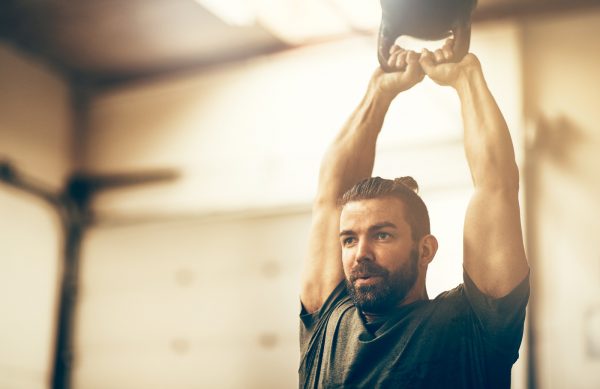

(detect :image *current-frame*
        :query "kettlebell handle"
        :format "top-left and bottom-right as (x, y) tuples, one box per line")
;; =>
(377, 21), (472, 72)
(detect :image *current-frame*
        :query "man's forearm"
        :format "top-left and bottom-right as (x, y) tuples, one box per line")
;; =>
(455, 59), (529, 297)
(315, 86), (393, 205)
(419, 50), (528, 296)
(455, 66), (519, 191)
(301, 54), (424, 312)
(302, 84), (393, 312)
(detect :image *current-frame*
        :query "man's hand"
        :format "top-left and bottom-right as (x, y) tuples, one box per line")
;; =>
(419, 43), (481, 89)
(371, 47), (425, 99)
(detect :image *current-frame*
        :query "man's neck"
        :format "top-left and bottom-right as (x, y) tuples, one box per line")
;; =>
(362, 293), (430, 323)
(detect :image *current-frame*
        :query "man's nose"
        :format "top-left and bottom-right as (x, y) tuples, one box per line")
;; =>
(355, 239), (374, 263)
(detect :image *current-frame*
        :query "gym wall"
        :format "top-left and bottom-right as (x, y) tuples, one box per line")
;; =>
(522, 10), (600, 389)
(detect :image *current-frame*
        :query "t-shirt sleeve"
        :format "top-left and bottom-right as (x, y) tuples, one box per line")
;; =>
(462, 269), (530, 360)
(299, 281), (348, 355)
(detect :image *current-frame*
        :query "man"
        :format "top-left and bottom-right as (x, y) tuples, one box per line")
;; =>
(299, 40), (530, 388)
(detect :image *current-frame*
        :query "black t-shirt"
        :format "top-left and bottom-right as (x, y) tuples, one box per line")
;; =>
(299, 271), (529, 389)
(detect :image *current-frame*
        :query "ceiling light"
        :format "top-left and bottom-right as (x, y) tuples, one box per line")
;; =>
(194, 0), (256, 26)
(194, 0), (380, 43)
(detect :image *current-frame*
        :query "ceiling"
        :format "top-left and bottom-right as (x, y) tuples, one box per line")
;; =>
(1, 0), (598, 86)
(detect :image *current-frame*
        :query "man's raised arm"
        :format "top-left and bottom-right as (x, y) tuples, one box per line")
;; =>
(420, 48), (529, 298)
(301, 50), (425, 313)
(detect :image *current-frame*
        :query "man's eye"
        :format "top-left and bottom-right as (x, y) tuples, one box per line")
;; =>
(376, 232), (390, 240)
(342, 237), (356, 246)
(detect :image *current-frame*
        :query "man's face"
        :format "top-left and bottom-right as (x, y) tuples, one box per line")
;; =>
(339, 197), (419, 314)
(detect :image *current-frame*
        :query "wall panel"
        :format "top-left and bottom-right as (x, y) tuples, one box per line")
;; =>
(522, 9), (600, 389)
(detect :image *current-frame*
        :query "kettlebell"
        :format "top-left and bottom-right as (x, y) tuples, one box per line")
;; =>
(378, 0), (477, 72)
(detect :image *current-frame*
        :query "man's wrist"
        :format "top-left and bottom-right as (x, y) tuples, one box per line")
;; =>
(367, 80), (395, 108)
(453, 63), (484, 96)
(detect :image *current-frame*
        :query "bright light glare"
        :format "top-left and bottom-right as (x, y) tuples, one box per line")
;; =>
(254, 0), (350, 43)
(194, 0), (380, 41)
(396, 35), (452, 53)
(194, 0), (256, 26)
(328, 0), (381, 31)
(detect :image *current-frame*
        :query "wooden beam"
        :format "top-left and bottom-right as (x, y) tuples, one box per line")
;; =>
(474, 0), (600, 22)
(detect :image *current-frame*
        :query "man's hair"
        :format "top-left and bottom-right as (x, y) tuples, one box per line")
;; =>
(339, 176), (430, 241)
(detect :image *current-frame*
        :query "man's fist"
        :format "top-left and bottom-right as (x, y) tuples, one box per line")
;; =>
(370, 46), (425, 99)
(419, 44), (481, 88)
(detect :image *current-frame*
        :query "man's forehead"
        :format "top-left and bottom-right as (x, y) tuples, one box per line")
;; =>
(340, 198), (408, 226)
(341, 197), (405, 214)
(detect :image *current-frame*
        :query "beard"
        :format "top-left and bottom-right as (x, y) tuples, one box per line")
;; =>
(345, 248), (419, 315)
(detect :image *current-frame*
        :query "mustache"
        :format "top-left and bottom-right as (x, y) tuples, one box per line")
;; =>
(349, 262), (389, 282)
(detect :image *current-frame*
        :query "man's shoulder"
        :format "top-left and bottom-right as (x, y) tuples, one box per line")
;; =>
(426, 284), (473, 320)
(432, 283), (468, 305)
(300, 281), (355, 329)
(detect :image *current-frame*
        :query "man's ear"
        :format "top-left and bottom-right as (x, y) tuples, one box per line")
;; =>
(418, 234), (438, 266)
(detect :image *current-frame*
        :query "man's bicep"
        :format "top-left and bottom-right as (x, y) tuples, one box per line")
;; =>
(300, 204), (345, 314)
(463, 189), (529, 298)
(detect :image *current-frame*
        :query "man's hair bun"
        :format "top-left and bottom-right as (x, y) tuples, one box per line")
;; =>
(394, 176), (419, 194)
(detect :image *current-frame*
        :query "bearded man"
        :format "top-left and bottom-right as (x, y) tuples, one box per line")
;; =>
(299, 42), (530, 388)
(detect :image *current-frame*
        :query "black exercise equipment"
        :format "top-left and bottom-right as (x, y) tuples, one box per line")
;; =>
(377, 0), (477, 72)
